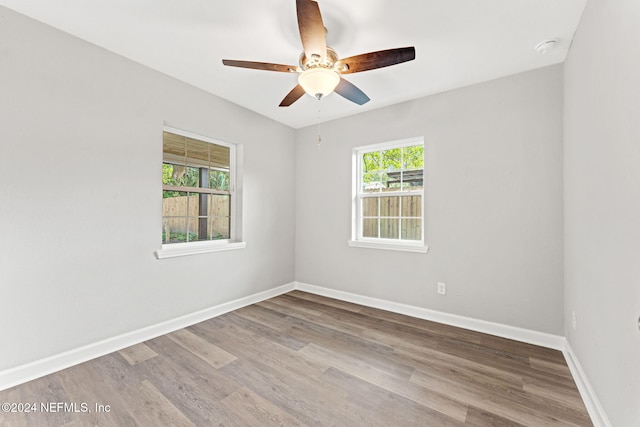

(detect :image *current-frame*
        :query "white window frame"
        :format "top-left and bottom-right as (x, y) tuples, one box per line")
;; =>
(155, 126), (245, 259)
(348, 137), (428, 253)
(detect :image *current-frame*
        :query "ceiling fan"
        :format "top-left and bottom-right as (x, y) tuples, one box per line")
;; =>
(222, 0), (415, 107)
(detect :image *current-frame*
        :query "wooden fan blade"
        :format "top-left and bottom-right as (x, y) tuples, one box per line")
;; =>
(296, 0), (327, 61)
(222, 60), (298, 73)
(338, 47), (415, 74)
(279, 84), (306, 107)
(334, 77), (370, 105)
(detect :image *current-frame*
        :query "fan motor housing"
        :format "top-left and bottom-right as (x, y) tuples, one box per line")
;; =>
(299, 47), (340, 71)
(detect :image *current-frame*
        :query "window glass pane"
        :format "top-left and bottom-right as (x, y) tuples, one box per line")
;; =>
(209, 170), (230, 191)
(163, 163), (183, 185)
(401, 170), (424, 190)
(185, 138), (211, 168)
(380, 196), (399, 217)
(163, 131), (186, 161)
(208, 194), (230, 217)
(403, 145), (424, 170)
(208, 194), (230, 239)
(401, 219), (421, 240)
(385, 171), (402, 190)
(362, 151), (380, 173)
(209, 217), (230, 240)
(401, 195), (422, 217)
(181, 167), (200, 187)
(186, 217), (201, 242)
(362, 173), (382, 193)
(162, 191), (190, 243)
(381, 148), (402, 172)
(362, 197), (378, 217)
(380, 218), (399, 239)
(362, 218), (379, 238)
(210, 144), (230, 169)
(163, 163), (200, 188)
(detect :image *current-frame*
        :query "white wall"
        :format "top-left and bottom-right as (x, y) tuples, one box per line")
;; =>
(0, 7), (295, 371)
(295, 65), (565, 335)
(564, 0), (640, 425)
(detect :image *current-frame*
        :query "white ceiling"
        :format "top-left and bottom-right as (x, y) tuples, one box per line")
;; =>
(1, 0), (587, 129)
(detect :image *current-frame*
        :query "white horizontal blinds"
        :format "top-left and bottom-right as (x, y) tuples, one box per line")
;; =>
(359, 142), (423, 241)
(162, 131), (232, 244)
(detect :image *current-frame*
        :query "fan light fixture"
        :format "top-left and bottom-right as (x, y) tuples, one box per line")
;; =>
(222, 0), (415, 107)
(298, 68), (340, 99)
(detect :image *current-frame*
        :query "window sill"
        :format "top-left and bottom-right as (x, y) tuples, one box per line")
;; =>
(155, 241), (246, 259)
(348, 240), (428, 253)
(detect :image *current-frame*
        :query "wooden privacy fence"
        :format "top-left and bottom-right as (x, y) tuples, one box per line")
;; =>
(162, 195), (230, 238)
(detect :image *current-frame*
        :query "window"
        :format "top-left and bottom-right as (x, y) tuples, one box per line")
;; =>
(349, 137), (427, 253)
(155, 127), (244, 259)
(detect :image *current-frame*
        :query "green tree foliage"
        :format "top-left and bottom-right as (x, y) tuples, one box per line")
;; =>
(209, 170), (230, 191)
(381, 148), (402, 171)
(363, 151), (380, 173)
(402, 145), (424, 170)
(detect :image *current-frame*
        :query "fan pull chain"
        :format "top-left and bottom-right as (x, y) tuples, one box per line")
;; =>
(317, 99), (322, 150)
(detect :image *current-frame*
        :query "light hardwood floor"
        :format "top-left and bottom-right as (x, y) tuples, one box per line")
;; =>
(0, 291), (592, 426)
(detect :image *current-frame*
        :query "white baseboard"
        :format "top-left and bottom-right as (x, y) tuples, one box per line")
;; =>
(0, 282), (295, 392)
(294, 282), (566, 350)
(563, 341), (612, 427)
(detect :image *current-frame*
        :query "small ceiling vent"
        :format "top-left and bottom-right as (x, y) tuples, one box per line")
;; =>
(535, 40), (557, 54)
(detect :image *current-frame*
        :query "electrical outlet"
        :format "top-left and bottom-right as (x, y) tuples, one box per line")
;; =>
(437, 282), (446, 295)
(571, 311), (577, 331)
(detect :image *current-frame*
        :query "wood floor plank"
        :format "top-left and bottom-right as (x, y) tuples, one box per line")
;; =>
(57, 360), (140, 427)
(395, 343), (526, 392)
(0, 386), (29, 427)
(411, 368), (592, 426)
(191, 314), (334, 381)
(479, 334), (566, 363)
(227, 305), (311, 351)
(322, 366), (466, 427)
(287, 290), (364, 313)
(266, 308), (417, 381)
(465, 406), (528, 427)
(143, 335), (241, 401)
(208, 308), (410, 383)
(260, 297), (369, 339)
(167, 328), (237, 369)
(529, 356), (573, 379)
(218, 358), (371, 426)
(120, 380), (195, 427)
(233, 303), (299, 334)
(358, 304), (484, 344)
(523, 381), (587, 412)
(0, 291), (593, 426)
(118, 342), (158, 366)
(221, 386), (306, 427)
(410, 368), (549, 426)
(299, 342), (469, 422)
